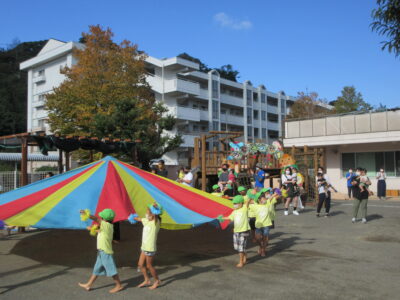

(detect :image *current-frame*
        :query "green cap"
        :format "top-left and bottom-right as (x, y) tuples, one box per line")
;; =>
(212, 184), (220, 190)
(238, 186), (246, 192)
(246, 189), (256, 200)
(232, 195), (244, 204)
(261, 187), (271, 193)
(255, 192), (262, 203)
(99, 208), (115, 222)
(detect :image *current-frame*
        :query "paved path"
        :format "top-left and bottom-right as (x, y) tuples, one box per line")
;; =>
(1, 200), (400, 300)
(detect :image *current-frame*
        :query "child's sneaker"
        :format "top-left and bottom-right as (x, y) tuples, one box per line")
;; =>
(361, 218), (367, 224)
(324, 213), (329, 218)
(316, 213), (320, 217)
(293, 210), (299, 216)
(352, 218), (356, 223)
(284, 210), (289, 216)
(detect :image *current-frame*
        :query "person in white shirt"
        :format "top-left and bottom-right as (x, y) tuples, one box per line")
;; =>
(179, 166), (194, 187)
(281, 167), (299, 216)
(376, 168), (387, 200)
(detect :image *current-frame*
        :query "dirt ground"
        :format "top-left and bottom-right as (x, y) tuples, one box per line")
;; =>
(1, 200), (400, 300)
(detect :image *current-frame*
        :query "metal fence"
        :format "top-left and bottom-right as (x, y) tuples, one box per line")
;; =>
(0, 172), (59, 194)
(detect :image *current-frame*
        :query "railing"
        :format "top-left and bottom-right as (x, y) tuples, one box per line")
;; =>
(0, 171), (59, 193)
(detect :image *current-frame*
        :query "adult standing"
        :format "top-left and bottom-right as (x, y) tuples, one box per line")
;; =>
(156, 160), (168, 178)
(376, 168), (387, 200)
(352, 168), (370, 223)
(316, 167), (334, 208)
(345, 168), (355, 200)
(282, 167), (299, 216)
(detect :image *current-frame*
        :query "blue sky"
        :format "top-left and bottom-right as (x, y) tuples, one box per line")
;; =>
(2, 0), (399, 107)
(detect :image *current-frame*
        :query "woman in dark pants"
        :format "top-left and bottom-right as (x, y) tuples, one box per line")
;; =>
(352, 168), (370, 224)
(376, 168), (387, 200)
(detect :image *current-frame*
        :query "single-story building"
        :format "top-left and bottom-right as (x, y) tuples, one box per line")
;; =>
(283, 109), (400, 196)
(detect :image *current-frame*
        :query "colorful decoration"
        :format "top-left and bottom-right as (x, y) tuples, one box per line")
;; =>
(89, 224), (99, 236)
(227, 141), (283, 162)
(127, 213), (139, 224)
(279, 154), (296, 169)
(0, 156), (233, 230)
(80, 209), (91, 221)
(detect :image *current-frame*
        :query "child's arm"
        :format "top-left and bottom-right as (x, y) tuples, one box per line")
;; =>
(80, 210), (101, 223)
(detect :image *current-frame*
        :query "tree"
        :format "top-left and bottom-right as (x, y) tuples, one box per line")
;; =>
(0, 40), (47, 136)
(177, 53), (240, 81)
(375, 102), (388, 112)
(286, 92), (332, 119)
(46, 25), (182, 166)
(334, 86), (372, 114)
(371, 0), (400, 57)
(216, 64), (240, 82)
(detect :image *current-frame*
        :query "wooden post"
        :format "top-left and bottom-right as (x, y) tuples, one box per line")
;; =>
(193, 137), (200, 167)
(291, 145), (296, 159)
(65, 151), (70, 171)
(201, 135), (207, 191)
(89, 150), (94, 162)
(58, 149), (63, 174)
(213, 146), (217, 169)
(20, 137), (28, 186)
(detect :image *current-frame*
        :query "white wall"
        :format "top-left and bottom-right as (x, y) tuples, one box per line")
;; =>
(326, 143), (400, 194)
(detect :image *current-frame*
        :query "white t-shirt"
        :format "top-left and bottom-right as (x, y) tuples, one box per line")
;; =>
(183, 172), (194, 187)
(281, 174), (292, 185)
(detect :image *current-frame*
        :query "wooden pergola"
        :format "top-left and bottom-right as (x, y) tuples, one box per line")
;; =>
(0, 132), (140, 187)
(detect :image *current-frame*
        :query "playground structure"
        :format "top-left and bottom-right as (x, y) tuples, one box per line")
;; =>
(191, 131), (326, 203)
(191, 131), (282, 192)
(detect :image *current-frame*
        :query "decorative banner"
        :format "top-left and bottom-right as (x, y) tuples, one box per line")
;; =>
(228, 141), (284, 162)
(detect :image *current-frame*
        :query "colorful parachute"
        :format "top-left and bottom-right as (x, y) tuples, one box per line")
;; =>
(0, 156), (233, 230)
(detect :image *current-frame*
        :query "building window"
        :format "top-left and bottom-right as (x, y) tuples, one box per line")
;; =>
(201, 125), (208, 132)
(37, 69), (45, 76)
(267, 96), (278, 107)
(254, 127), (259, 138)
(253, 92), (258, 102)
(262, 128), (267, 138)
(246, 89), (252, 106)
(212, 80), (219, 98)
(247, 107), (252, 123)
(261, 110), (266, 121)
(261, 93), (266, 103)
(267, 113), (279, 123)
(212, 100), (219, 119)
(281, 99), (286, 113)
(247, 126), (252, 137)
(213, 121), (219, 131)
(192, 125), (199, 132)
(341, 151), (400, 177)
(253, 110), (259, 120)
(221, 123), (227, 131)
(192, 103), (198, 109)
(268, 130), (279, 140)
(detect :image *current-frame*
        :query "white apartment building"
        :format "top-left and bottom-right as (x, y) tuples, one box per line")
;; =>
(21, 39), (296, 165)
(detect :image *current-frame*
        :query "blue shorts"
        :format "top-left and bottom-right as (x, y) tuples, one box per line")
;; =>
(143, 250), (156, 257)
(93, 250), (118, 277)
(255, 226), (270, 237)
